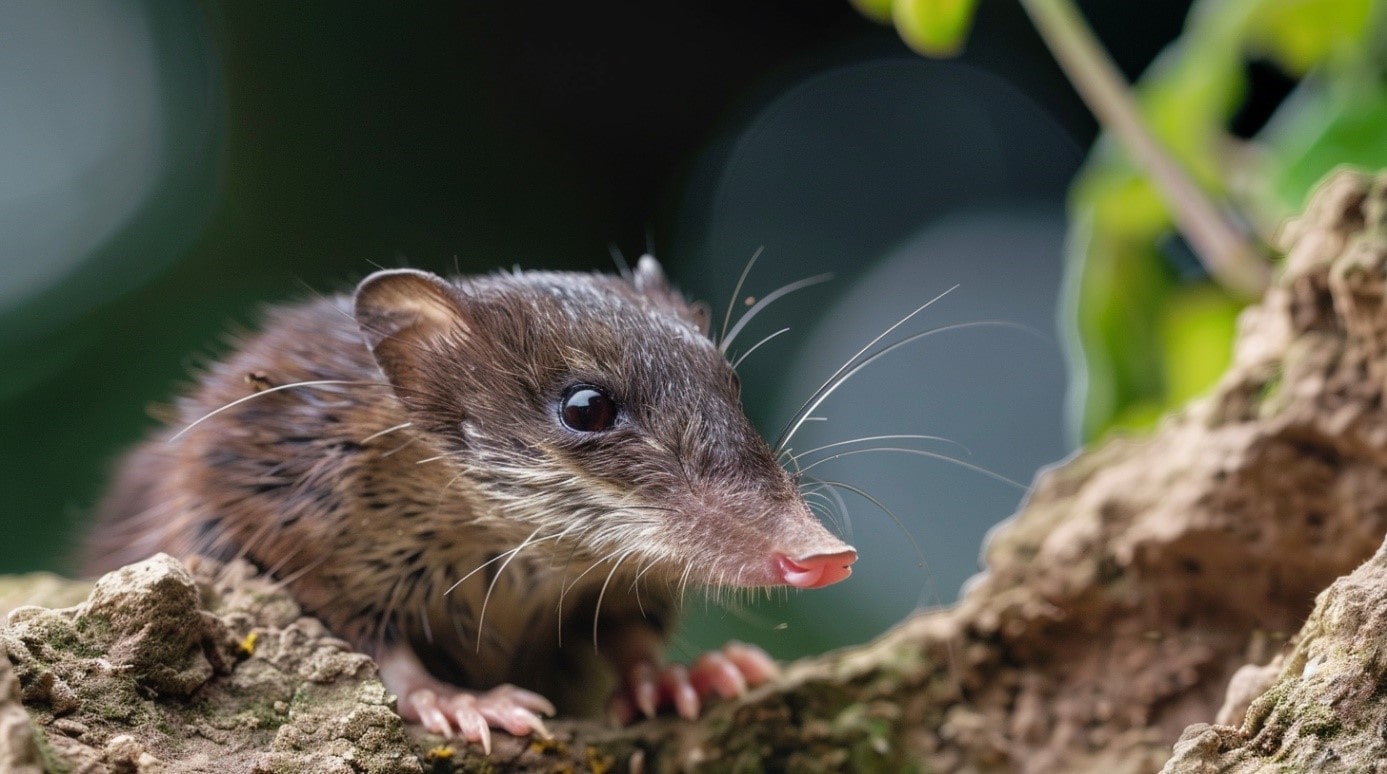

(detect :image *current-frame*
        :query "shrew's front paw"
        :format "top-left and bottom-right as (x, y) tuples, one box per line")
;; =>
(610, 640), (780, 724)
(379, 644), (556, 754)
(405, 683), (556, 754)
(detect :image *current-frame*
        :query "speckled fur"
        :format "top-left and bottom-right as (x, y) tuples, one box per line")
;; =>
(84, 263), (845, 715)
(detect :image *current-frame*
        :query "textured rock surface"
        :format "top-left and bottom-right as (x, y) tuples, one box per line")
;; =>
(635, 169), (1387, 772)
(1164, 538), (1387, 772)
(0, 639), (42, 774)
(4, 170), (1386, 771)
(1, 555), (423, 773)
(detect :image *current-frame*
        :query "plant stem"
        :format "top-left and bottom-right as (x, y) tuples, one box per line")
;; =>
(1019, 0), (1271, 299)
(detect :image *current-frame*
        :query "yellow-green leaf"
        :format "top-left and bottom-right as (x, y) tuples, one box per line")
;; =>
(1159, 284), (1240, 404)
(849, 0), (895, 24)
(892, 0), (980, 57)
(1243, 0), (1375, 74)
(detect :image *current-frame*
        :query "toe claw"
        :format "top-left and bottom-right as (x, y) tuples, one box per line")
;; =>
(631, 663), (658, 719)
(409, 689), (454, 737)
(660, 664), (699, 720)
(693, 651), (747, 699)
(500, 684), (557, 717)
(450, 701), (491, 754)
(404, 684), (556, 753)
(519, 709), (552, 740)
(723, 641), (780, 685)
(609, 643), (777, 723)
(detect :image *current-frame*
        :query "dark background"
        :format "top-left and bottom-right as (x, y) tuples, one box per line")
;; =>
(0, 0), (1193, 658)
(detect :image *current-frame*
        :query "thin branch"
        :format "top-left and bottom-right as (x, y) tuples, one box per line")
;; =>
(1019, 0), (1270, 299)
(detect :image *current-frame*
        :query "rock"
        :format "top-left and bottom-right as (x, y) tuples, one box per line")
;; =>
(4, 169), (1387, 771)
(651, 168), (1387, 771)
(0, 641), (42, 774)
(1, 554), (423, 773)
(1164, 536), (1387, 771)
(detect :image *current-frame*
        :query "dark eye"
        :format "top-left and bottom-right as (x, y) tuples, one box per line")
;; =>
(559, 385), (618, 433)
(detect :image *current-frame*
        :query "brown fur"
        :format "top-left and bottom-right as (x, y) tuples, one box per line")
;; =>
(85, 261), (849, 714)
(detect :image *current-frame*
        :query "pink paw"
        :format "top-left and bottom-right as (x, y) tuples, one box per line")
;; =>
(406, 683), (555, 754)
(610, 641), (780, 724)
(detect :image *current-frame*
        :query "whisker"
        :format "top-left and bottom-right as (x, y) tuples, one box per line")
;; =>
(720, 273), (834, 354)
(802, 481), (852, 541)
(719, 247), (764, 346)
(475, 528), (557, 653)
(445, 528), (558, 595)
(730, 327), (790, 371)
(812, 478), (924, 566)
(789, 434), (970, 464)
(560, 546), (625, 623)
(774, 285), (959, 452)
(630, 559), (658, 618)
(592, 549), (636, 650)
(677, 560), (695, 607)
(798, 446), (1027, 490)
(360, 422), (412, 444)
(169, 380), (392, 441)
(778, 319), (1038, 453)
(380, 438), (419, 458)
(609, 244), (632, 279)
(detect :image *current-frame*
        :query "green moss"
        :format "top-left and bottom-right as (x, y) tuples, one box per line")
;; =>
(42, 620), (105, 660)
(246, 700), (287, 730)
(1295, 702), (1344, 740)
(1243, 679), (1293, 734)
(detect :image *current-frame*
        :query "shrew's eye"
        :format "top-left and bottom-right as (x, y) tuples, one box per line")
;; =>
(559, 385), (618, 433)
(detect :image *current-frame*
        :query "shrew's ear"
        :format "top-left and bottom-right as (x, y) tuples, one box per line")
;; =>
(632, 254), (712, 338)
(632, 254), (670, 296)
(354, 269), (468, 404)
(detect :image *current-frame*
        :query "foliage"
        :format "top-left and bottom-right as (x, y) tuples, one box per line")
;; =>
(856, 0), (1387, 440)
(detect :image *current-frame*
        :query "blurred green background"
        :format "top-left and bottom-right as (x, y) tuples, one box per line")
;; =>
(3, 0), (1320, 660)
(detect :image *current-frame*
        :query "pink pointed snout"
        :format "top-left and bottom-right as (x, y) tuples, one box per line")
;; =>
(774, 549), (858, 589)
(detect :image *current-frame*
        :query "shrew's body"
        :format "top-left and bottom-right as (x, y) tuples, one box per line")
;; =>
(85, 259), (856, 750)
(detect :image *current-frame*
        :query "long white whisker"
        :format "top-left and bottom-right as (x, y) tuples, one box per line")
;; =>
(380, 438), (418, 457)
(778, 319), (1036, 452)
(592, 550), (636, 650)
(170, 380), (390, 441)
(774, 287), (958, 451)
(802, 481), (852, 540)
(630, 559), (659, 617)
(789, 434), (970, 464)
(445, 527), (555, 595)
(475, 528), (555, 653)
(560, 549), (617, 604)
(721, 273), (833, 353)
(360, 422), (412, 443)
(677, 560), (695, 605)
(730, 327), (791, 371)
(719, 247), (764, 346)
(799, 447), (1027, 489)
(811, 478), (923, 565)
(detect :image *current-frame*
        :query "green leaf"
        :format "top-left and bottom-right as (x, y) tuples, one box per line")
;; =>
(1061, 0), (1384, 441)
(1064, 189), (1178, 441)
(891, 0), (980, 57)
(1261, 73), (1387, 217)
(1159, 284), (1241, 404)
(849, 0), (895, 25)
(1243, 0), (1375, 74)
